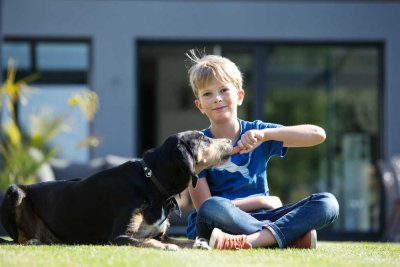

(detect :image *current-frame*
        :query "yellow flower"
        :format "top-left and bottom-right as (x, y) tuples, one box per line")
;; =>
(30, 132), (44, 147)
(68, 95), (82, 106)
(0, 58), (39, 113)
(3, 120), (21, 146)
(76, 135), (100, 148)
(68, 90), (99, 121)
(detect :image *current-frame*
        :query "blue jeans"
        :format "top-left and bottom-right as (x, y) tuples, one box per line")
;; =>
(195, 192), (339, 248)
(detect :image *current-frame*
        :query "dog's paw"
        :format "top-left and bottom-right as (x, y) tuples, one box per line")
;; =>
(25, 239), (44, 245)
(163, 243), (179, 251)
(193, 237), (211, 250)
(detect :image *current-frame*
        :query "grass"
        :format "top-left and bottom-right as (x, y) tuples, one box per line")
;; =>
(1, 241), (400, 267)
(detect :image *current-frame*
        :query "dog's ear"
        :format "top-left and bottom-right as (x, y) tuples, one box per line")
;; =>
(177, 143), (198, 188)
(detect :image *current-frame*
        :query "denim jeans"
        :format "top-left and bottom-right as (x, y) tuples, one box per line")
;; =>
(195, 192), (339, 248)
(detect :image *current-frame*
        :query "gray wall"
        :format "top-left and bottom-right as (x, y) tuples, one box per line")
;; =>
(2, 0), (400, 159)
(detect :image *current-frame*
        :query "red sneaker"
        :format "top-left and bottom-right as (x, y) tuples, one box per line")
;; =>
(289, 229), (317, 249)
(209, 228), (252, 250)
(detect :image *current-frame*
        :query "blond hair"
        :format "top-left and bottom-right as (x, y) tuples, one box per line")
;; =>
(186, 50), (243, 98)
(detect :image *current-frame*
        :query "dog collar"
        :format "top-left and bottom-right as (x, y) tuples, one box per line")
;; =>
(139, 160), (182, 217)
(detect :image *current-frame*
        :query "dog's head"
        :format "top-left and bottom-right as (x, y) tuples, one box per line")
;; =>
(144, 130), (232, 193)
(143, 131), (232, 194)
(175, 130), (232, 187)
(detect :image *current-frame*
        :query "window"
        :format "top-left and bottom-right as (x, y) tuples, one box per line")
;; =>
(263, 45), (381, 234)
(1, 39), (92, 163)
(138, 41), (382, 238)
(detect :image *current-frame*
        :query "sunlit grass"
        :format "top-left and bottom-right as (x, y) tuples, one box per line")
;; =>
(1, 242), (399, 267)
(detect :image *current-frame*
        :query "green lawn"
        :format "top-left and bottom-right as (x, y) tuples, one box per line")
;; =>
(1, 242), (399, 267)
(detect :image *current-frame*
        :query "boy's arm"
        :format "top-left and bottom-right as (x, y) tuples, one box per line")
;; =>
(189, 178), (282, 212)
(238, 124), (326, 152)
(263, 124), (326, 147)
(188, 178), (212, 210)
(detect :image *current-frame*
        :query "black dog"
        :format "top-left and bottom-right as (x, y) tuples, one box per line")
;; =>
(0, 131), (232, 250)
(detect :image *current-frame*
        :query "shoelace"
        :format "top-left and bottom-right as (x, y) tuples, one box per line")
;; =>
(222, 235), (247, 250)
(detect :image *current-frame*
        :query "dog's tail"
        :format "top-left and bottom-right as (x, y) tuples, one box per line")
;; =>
(0, 184), (25, 242)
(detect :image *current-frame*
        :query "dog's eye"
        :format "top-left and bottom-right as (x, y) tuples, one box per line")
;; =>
(200, 136), (211, 144)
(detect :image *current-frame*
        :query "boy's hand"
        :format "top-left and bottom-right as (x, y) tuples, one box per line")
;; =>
(259, 196), (283, 209)
(231, 195), (282, 211)
(237, 129), (264, 153)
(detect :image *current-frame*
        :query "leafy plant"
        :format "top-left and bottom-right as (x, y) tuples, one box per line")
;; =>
(0, 58), (99, 190)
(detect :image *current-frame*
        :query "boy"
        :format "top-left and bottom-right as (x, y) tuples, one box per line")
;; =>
(185, 50), (339, 250)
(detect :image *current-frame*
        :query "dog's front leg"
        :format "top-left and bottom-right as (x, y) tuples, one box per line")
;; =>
(162, 236), (195, 248)
(141, 238), (179, 251)
(111, 235), (141, 246)
(111, 235), (179, 250)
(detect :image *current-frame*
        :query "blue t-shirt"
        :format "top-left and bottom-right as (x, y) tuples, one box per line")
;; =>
(186, 119), (287, 239)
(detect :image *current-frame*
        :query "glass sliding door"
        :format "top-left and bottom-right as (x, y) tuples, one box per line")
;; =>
(263, 45), (381, 234)
(138, 41), (382, 237)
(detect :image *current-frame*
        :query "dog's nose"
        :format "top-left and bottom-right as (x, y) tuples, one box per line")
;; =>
(227, 139), (232, 144)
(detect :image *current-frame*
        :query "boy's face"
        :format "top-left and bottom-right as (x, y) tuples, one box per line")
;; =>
(194, 78), (244, 124)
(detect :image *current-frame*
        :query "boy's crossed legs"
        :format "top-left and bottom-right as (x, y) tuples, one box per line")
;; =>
(196, 193), (339, 250)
